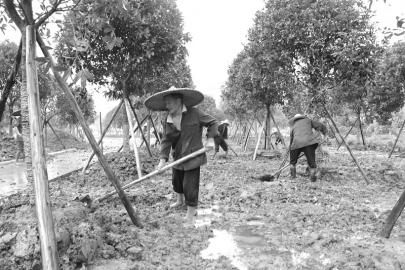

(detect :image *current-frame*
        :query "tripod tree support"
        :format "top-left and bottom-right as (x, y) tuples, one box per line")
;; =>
(82, 99), (124, 172)
(337, 118), (359, 150)
(388, 119), (405, 158)
(324, 106), (370, 184)
(98, 147), (209, 201)
(117, 115), (149, 152)
(27, 25), (59, 270)
(149, 114), (161, 144)
(127, 96), (152, 157)
(124, 96), (143, 178)
(36, 32), (142, 228)
(379, 188), (405, 238)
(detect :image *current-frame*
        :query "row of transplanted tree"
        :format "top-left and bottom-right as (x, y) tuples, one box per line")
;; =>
(222, 0), (405, 133)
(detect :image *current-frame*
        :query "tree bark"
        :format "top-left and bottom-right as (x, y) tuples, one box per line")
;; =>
(358, 109), (366, 147)
(26, 24), (59, 270)
(379, 189), (405, 238)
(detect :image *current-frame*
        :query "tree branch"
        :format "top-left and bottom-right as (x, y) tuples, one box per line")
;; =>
(3, 0), (24, 30)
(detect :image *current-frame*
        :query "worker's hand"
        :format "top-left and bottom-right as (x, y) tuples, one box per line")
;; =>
(205, 138), (215, 151)
(156, 159), (166, 171)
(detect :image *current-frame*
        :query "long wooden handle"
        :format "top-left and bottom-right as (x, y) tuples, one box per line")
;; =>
(97, 147), (209, 201)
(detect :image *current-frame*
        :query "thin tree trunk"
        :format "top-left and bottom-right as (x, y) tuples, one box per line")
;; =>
(117, 115), (149, 153)
(127, 97), (152, 157)
(379, 189), (405, 238)
(122, 97), (130, 151)
(358, 109), (366, 147)
(264, 106), (271, 150)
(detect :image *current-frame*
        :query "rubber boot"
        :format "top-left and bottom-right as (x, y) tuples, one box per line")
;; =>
(184, 206), (197, 223)
(290, 165), (296, 179)
(170, 193), (184, 208)
(309, 168), (317, 182)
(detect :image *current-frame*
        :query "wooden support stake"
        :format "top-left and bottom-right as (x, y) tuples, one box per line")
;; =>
(388, 119), (405, 158)
(269, 110), (286, 147)
(82, 99), (123, 172)
(127, 97), (152, 157)
(149, 115), (161, 144)
(26, 26), (59, 270)
(117, 115), (148, 153)
(337, 118), (358, 150)
(324, 106), (370, 184)
(99, 112), (103, 153)
(379, 188), (405, 238)
(243, 122), (254, 152)
(98, 148), (209, 201)
(47, 122), (66, 150)
(36, 32), (142, 228)
(253, 123), (265, 160)
(124, 98), (143, 178)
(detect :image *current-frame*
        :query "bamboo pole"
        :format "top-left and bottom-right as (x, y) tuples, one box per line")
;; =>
(26, 26), (59, 270)
(269, 110), (286, 147)
(98, 147), (209, 201)
(379, 188), (405, 238)
(127, 97), (152, 157)
(337, 118), (358, 150)
(324, 106), (370, 184)
(149, 115), (161, 144)
(82, 99), (123, 172)
(253, 123), (265, 160)
(388, 119), (405, 158)
(117, 115), (148, 152)
(47, 122), (66, 150)
(124, 97), (143, 178)
(36, 32), (142, 228)
(99, 112), (103, 153)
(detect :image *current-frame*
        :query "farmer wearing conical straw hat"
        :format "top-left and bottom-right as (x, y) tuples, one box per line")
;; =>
(213, 119), (230, 158)
(145, 87), (218, 223)
(288, 113), (327, 182)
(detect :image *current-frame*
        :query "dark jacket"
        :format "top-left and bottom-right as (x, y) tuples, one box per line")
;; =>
(290, 116), (327, 150)
(160, 106), (218, 171)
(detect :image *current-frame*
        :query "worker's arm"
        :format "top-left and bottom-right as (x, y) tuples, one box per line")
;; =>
(197, 108), (219, 150)
(311, 120), (327, 135)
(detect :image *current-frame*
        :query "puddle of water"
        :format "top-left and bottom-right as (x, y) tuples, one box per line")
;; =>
(201, 229), (248, 270)
(233, 226), (267, 247)
(194, 204), (222, 228)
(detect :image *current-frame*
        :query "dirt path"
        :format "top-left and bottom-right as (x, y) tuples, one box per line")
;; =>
(0, 143), (404, 269)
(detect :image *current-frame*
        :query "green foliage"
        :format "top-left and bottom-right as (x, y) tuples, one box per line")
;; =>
(368, 42), (405, 124)
(56, 87), (96, 126)
(54, 0), (191, 100)
(196, 95), (225, 121)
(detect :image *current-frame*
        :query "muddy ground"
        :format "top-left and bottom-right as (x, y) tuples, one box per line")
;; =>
(0, 142), (404, 270)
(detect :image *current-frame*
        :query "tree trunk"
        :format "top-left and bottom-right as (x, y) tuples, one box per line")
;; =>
(358, 110), (366, 147)
(264, 105), (271, 150)
(8, 107), (13, 136)
(26, 25), (59, 269)
(122, 97), (130, 151)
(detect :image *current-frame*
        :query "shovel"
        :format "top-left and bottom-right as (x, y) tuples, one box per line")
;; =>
(96, 147), (209, 201)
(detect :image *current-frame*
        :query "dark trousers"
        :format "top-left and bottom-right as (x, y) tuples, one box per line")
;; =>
(290, 143), (318, 168)
(214, 136), (228, 152)
(172, 167), (200, 207)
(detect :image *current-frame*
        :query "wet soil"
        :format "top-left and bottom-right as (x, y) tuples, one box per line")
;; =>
(0, 143), (404, 269)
